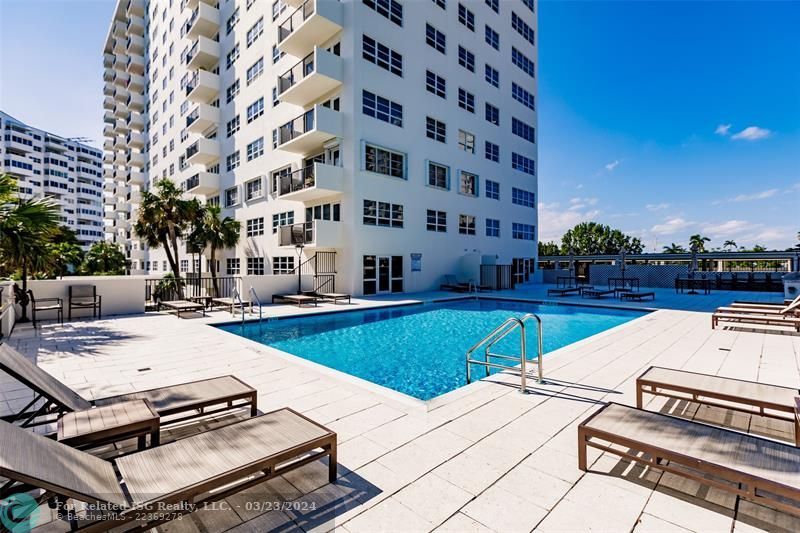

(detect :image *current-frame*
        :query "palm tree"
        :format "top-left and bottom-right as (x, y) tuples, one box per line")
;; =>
(0, 174), (60, 321)
(723, 240), (737, 252)
(48, 241), (84, 278)
(81, 241), (128, 275)
(189, 204), (241, 296)
(662, 243), (686, 254)
(133, 178), (194, 297)
(688, 234), (710, 252)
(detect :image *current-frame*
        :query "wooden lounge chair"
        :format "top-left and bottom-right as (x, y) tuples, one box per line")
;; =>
(0, 408), (336, 532)
(547, 286), (582, 297)
(211, 296), (252, 314)
(620, 291), (655, 302)
(304, 291), (351, 304)
(272, 294), (320, 307)
(0, 344), (257, 428)
(711, 312), (800, 332)
(160, 299), (206, 318)
(724, 295), (800, 315)
(439, 275), (473, 292)
(578, 403), (800, 517)
(636, 366), (800, 445)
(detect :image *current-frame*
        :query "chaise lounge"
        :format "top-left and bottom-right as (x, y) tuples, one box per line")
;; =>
(578, 403), (800, 517)
(0, 344), (257, 428)
(0, 409), (337, 532)
(711, 312), (800, 332)
(636, 365), (800, 445)
(303, 291), (352, 304)
(160, 299), (206, 318)
(547, 286), (583, 297)
(272, 294), (320, 307)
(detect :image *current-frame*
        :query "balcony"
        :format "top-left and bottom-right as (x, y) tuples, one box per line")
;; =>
(128, 189), (142, 203)
(114, 86), (129, 103)
(126, 34), (145, 54)
(114, 102), (129, 119)
(115, 199), (128, 213)
(113, 135), (127, 150)
(186, 36), (220, 70)
(127, 15), (145, 36)
(103, 110), (116, 123)
(128, 151), (145, 168)
(128, 73), (145, 93)
(277, 162), (344, 202)
(128, 170), (146, 185)
(277, 0), (343, 58)
(104, 194), (117, 207)
(182, 171), (219, 195)
(114, 70), (130, 87)
(127, 0), (145, 17)
(103, 180), (116, 192)
(277, 48), (342, 107)
(103, 67), (115, 82)
(112, 20), (126, 38)
(103, 139), (114, 152)
(185, 138), (219, 165)
(113, 53), (127, 69)
(127, 93), (145, 113)
(103, 124), (115, 139)
(103, 82), (115, 96)
(186, 69), (220, 103)
(114, 119), (129, 135)
(127, 131), (145, 148)
(103, 96), (116, 111)
(103, 53), (115, 68)
(113, 37), (126, 55)
(113, 150), (127, 165)
(128, 111), (145, 130)
(278, 220), (342, 249)
(114, 167), (128, 181)
(276, 105), (342, 154)
(127, 54), (145, 75)
(186, 104), (219, 133)
(185, 3), (219, 39)
(104, 223), (117, 234)
(185, 0), (216, 9)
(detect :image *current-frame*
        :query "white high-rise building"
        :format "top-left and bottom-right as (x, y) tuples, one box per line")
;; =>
(103, 0), (538, 295)
(0, 111), (105, 249)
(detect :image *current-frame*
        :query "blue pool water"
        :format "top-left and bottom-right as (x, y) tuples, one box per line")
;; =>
(217, 299), (645, 400)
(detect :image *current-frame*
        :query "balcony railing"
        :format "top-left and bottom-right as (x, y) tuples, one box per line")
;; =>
(278, 110), (315, 145)
(186, 141), (201, 159)
(186, 108), (199, 128)
(278, 165), (315, 196)
(279, 222), (314, 247)
(185, 40), (200, 66)
(186, 72), (200, 95)
(278, 0), (316, 44)
(183, 174), (201, 191)
(278, 52), (315, 95)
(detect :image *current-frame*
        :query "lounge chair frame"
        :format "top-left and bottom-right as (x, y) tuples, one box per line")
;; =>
(0, 408), (336, 533)
(578, 403), (800, 517)
(0, 345), (257, 429)
(68, 285), (101, 320)
(159, 299), (206, 318)
(620, 291), (655, 301)
(712, 312), (800, 332)
(547, 286), (582, 297)
(272, 294), (320, 307)
(636, 366), (800, 446)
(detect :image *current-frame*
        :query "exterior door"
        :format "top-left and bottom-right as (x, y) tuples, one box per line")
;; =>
(378, 256), (391, 293)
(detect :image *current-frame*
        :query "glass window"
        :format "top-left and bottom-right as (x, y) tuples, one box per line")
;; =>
(247, 257), (265, 275)
(512, 11), (535, 46)
(458, 130), (475, 153)
(245, 178), (262, 200)
(427, 162), (449, 189)
(512, 117), (536, 143)
(426, 209), (446, 232)
(362, 90), (403, 127)
(458, 46), (475, 72)
(272, 256), (295, 274)
(458, 214), (476, 235)
(226, 151), (240, 171)
(485, 103), (499, 125)
(512, 82), (536, 111)
(486, 218), (500, 237)
(246, 137), (264, 161)
(485, 179), (500, 199)
(224, 186), (239, 207)
(512, 187), (536, 207)
(363, 199), (403, 228)
(363, 0), (403, 26)
(246, 217), (264, 237)
(362, 35), (403, 77)
(425, 70), (446, 98)
(485, 64), (499, 87)
(459, 171), (478, 196)
(485, 141), (499, 162)
(512, 47), (535, 78)
(458, 88), (475, 113)
(426, 117), (446, 143)
(425, 24), (446, 54)
(512, 152), (536, 176)
(365, 144), (405, 178)
(512, 222), (535, 240)
(458, 3), (474, 31)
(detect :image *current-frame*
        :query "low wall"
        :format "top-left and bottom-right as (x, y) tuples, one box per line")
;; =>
(27, 276), (146, 318)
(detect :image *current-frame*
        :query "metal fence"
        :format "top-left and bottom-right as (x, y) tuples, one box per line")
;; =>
(480, 264), (516, 290)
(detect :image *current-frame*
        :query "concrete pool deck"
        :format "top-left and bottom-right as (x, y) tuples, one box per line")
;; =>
(2, 284), (798, 532)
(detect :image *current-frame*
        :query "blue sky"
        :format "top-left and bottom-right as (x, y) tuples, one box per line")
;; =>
(1, 1), (797, 250)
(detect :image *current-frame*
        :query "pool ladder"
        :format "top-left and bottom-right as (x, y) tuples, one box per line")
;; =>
(465, 313), (544, 393)
(249, 286), (263, 323)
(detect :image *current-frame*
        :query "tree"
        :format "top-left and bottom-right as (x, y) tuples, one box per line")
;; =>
(188, 204), (240, 296)
(0, 174), (60, 321)
(133, 178), (194, 297)
(688, 234), (710, 252)
(560, 222), (644, 255)
(662, 243), (687, 254)
(537, 241), (561, 256)
(723, 240), (737, 252)
(48, 241), (84, 278)
(750, 244), (767, 253)
(81, 241), (128, 275)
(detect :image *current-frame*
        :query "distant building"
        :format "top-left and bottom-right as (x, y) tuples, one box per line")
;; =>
(102, 0), (539, 293)
(0, 111), (105, 249)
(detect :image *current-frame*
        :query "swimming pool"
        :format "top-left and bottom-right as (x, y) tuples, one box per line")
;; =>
(217, 299), (646, 400)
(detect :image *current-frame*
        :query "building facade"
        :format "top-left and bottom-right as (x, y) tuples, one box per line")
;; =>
(103, 0), (538, 295)
(0, 111), (105, 249)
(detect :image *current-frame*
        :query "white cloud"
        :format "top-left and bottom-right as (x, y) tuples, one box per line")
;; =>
(605, 160), (620, 171)
(650, 217), (692, 236)
(646, 203), (670, 212)
(715, 124), (731, 136)
(731, 126), (772, 141)
(702, 220), (750, 238)
(538, 202), (601, 242)
(731, 188), (779, 202)
(568, 197), (598, 211)
(699, 220), (795, 248)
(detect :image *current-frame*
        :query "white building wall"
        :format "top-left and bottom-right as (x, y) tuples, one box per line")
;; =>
(103, 0), (538, 296)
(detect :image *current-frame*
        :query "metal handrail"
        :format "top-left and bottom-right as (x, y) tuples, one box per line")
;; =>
(465, 313), (544, 393)
(232, 288), (245, 324)
(249, 286), (263, 323)
(485, 313), (543, 384)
